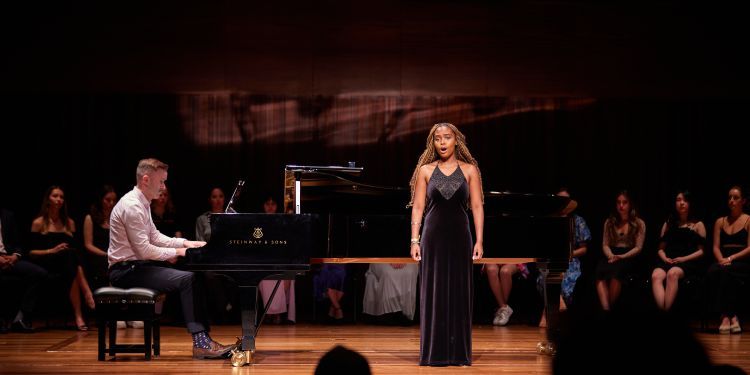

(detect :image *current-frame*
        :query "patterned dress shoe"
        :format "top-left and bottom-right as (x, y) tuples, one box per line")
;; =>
(192, 340), (236, 359)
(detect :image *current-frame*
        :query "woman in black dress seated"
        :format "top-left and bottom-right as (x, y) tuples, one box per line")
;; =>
(28, 186), (95, 331)
(651, 190), (705, 311)
(708, 185), (750, 334)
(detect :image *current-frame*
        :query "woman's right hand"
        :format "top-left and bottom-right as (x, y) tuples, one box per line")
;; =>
(661, 254), (673, 264)
(411, 243), (421, 261)
(719, 256), (732, 266)
(48, 243), (70, 255)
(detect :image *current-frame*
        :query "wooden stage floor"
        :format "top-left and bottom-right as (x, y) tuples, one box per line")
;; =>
(1, 323), (748, 374)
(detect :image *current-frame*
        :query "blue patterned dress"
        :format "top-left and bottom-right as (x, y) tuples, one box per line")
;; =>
(537, 214), (591, 305)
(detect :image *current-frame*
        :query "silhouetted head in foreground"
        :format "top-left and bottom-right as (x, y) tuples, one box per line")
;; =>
(315, 345), (371, 375)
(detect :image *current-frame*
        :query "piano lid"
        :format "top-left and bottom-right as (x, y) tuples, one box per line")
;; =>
(282, 165), (570, 217)
(284, 164), (409, 214)
(285, 164), (364, 175)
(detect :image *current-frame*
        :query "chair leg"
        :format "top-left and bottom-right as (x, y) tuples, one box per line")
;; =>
(144, 321), (152, 360)
(98, 320), (106, 361)
(153, 320), (161, 357)
(108, 320), (117, 357)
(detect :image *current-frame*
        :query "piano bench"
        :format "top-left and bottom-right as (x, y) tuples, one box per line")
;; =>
(94, 287), (165, 361)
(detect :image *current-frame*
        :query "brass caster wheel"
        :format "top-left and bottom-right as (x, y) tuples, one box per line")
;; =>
(231, 349), (254, 367)
(536, 341), (556, 356)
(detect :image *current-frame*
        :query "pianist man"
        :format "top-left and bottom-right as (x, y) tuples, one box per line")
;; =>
(108, 158), (235, 359)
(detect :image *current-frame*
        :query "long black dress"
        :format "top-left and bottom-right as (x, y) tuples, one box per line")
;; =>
(419, 165), (473, 366)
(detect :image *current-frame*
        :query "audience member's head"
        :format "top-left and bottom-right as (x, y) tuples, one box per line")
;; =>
(315, 345), (371, 375)
(262, 195), (279, 214)
(207, 187), (225, 213)
(90, 184), (117, 225)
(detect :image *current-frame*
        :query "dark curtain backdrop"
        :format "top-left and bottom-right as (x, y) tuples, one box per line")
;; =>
(2, 94), (748, 250)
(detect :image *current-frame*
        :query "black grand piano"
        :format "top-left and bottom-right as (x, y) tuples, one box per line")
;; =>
(185, 165), (572, 366)
(184, 187), (317, 366)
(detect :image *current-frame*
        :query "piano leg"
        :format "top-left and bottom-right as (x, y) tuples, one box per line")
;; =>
(538, 261), (563, 355)
(230, 280), (285, 366)
(232, 285), (258, 366)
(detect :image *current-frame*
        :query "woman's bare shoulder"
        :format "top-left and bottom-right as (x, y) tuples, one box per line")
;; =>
(67, 218), (76, 232)
(30, 217), (44, 232)
(459, 161), (478, 174)
(420, 162), (437, 174)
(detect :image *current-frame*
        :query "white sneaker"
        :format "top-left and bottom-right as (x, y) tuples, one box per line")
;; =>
(493, 306), (513, 326)
(126, 321), (144, 329)
(116, 321), (127, 329)
(492, 308), (503, 325)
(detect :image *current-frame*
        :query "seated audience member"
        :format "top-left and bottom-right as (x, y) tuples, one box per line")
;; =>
(315, 345), (371, 375)
(538, 188), (591, 327)
(28, 186), (95, 331)
(707, 185), (750, 334)
(152, 186), (183, 238)
(0, 208), (48, 333)
(595, 190), (646, 311)
(151, 185), (186, 325)
(486, 262), (532, 326)
(258, 196), (296, 323)
(194, 186), (236, 323)
(314, 264), (347, 321)
(195, 187), (225, 242)
(83, 185), (132, 328)
(362, 262), (418, 324)
(651, 190), (706, 311)
(82, 185), (117, 291)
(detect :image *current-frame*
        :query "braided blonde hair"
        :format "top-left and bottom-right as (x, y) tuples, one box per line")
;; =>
(408, 122), (483, 207)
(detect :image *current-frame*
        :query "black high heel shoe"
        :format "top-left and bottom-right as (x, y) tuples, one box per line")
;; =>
(11, 320), (35, 333)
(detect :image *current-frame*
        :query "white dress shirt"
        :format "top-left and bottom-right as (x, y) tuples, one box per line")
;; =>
(108, 187), (185, 267)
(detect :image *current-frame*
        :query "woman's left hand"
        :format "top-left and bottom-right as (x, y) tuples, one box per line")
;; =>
(472, 243), (483, 260)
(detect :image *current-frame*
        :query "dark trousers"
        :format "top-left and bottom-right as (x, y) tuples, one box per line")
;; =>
(109, 262), (208, 334)
(1, 259), (48, 317)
